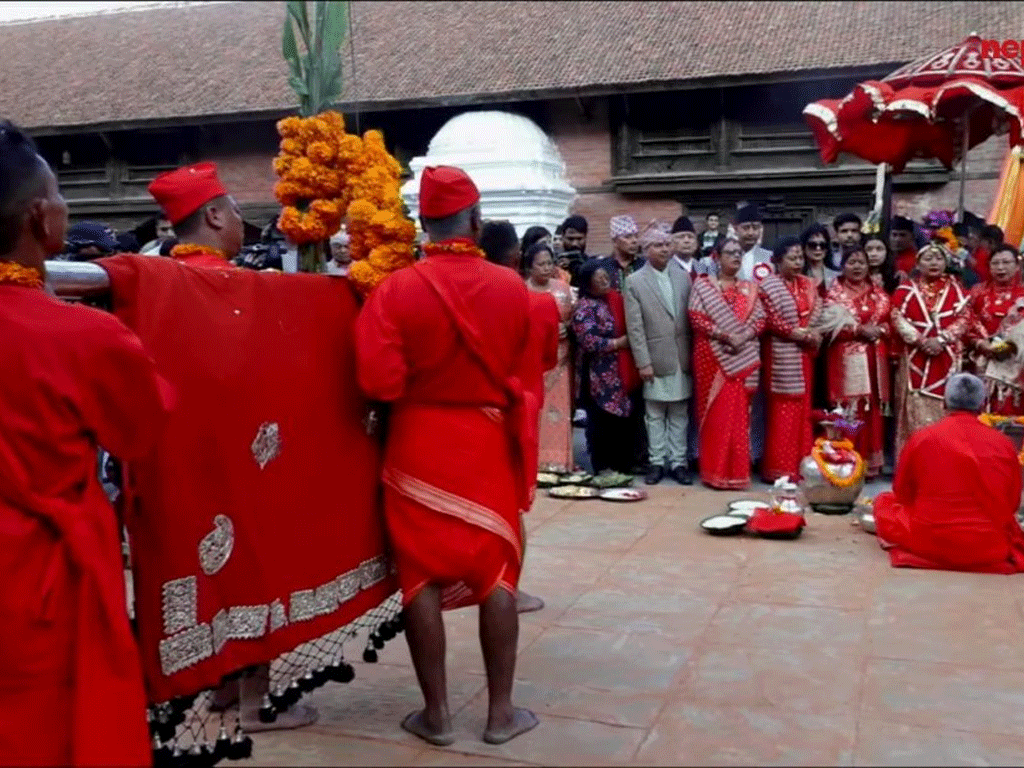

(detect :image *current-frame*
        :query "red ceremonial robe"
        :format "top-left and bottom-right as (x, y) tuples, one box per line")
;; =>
(98, 255), (391, 704)
(356, 251), (534, 610)
(874, 412), (1024, 573)
(0, 284), (172, 767)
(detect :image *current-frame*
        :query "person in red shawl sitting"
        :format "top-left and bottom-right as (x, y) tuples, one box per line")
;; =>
(147, 161), (245, 267)
(355, 166), (538, 746)
(0, 120), (173, 766)
(873, 373), (1024, 574)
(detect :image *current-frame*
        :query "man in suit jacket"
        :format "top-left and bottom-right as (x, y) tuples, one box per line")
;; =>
(624, 222), (693, 485)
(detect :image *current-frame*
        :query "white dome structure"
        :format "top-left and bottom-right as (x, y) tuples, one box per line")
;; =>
(401, 111), (576, 238)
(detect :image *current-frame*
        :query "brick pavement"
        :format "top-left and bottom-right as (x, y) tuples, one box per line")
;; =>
(246, 482), (1024, 766)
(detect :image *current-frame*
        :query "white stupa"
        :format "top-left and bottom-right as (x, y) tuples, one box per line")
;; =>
(401, 111), (576, 238)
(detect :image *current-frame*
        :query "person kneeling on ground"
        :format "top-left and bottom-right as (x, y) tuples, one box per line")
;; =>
(872, 372), (1024, 573)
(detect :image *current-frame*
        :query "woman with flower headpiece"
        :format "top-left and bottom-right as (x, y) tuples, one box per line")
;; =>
(890, 243), (972, 455)
(824, 244), (892, 479)
(966, 244), (1024, 414)
(758, 236), (823, 482)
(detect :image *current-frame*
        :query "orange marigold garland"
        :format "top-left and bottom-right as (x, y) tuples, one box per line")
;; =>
(272, 111), (416, 293)
(810, 437), (865, 489)
(0, 261), (44, 288)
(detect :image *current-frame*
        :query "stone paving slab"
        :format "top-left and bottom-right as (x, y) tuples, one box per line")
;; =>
(247, 481), (1024, 766)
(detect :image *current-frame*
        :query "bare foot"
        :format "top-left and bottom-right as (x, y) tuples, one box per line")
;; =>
(240, 704), (318, 733)
(483, 707), (538, 744)
(401, 710), (455, 746)
(515, 590), (545, 614)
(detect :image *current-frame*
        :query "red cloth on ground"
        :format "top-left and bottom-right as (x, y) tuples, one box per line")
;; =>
(873, 412), (1024, 573)
(98, 255), (392, 704)
(606, 288), (641, 393)
(355, 253), (532, 610)
(0, 284), (172, 767)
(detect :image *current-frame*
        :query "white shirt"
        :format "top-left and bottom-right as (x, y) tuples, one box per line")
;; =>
(673, 254), (697, 278)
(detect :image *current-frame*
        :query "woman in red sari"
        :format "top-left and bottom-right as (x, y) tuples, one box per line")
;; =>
(824, 246), (891, 479)
(688, 237), (765, 489)
(759, 236), (823, 482)
(890, 244), (972, 454)
(966, 244), (1024, 414)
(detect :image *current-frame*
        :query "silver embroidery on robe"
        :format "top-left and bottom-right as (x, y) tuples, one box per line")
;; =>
(359, 555), (388, 588)
(251, 422), (282, 470)
(269, 599), (288, 632)
(198, 514), (234, 576)
(162, 576), (198, 636)
(211, 609), (229, 654)
(228, 605), (269, 639)
(335, 571), (361, 603)
(289, 589), (318, 623)
(159, 623), (213, 676)
(314, 581), (338, 617)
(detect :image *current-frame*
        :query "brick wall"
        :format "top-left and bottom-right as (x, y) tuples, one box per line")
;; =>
(545, 97), (1010, 251)
(202, 150), (278, 206)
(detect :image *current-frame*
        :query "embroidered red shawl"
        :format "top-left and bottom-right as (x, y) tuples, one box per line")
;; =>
(891, 275), (970, 397)
(760, 273), (820, 395)
(689, 276), (762, 383)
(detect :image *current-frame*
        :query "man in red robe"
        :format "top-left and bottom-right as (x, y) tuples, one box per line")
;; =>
(0, 120), (173, 766)
(873, 373), (1024, 573)
(356, 167), (539, 746)
(148, 162), (245, 266)
(480, 218), (560, 614)
(147, 162), (320, 730)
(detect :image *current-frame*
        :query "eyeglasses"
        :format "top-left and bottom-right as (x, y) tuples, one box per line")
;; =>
(807, 241), (827, 250)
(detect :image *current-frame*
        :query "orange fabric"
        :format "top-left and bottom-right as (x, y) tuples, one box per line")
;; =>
(0, 285), (172, 766)
(873, 412), (1024, 573)
(356, 252), (531, 608)
(99, 255), (391, 703)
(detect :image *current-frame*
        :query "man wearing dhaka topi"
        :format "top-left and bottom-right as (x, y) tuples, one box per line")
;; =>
(355, 166), (539, 746)
(873, 373), (1024, 573)
(148, 161), (245, 266)
(0, 119), (173, 765)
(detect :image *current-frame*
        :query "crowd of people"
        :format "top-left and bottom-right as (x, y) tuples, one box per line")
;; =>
(476, 204), (1024, 491)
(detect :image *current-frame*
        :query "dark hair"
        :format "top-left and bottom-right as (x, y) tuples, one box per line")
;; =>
(799, 223), (833, 272)
(991, 243), (1021, 262)
(561, 214), (588, 235)
(479, 219), (519, 265)
(861, 232), (898, 293)
(520, 225), (551, 254)
(578, 259), (610, 299)
(522, 241), (554, 274)
(832, 212), (862, 231)
(771, 235), (803, 265)
(706, 211), (720, 219)
(952, 222), (970, 240)
(0, 119), (48, 255)
(982, 224), (1005, 243)
(839, 243), (868, 269)
(159, 237), (179, 257)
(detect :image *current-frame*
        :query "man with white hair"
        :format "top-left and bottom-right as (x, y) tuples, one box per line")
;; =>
(624, 222), (693, 485)
(326, 228), (351, 275)
(872, 373), (1024, 573)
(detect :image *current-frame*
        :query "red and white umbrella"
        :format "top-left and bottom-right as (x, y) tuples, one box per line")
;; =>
(803, 34), (1024, 219)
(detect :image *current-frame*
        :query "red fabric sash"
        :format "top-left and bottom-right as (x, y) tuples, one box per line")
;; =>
(414, 259), (539, 512)
(0, 433), (151, 766)
(606, 289), (641, 393)
(98, 255), (394, 703)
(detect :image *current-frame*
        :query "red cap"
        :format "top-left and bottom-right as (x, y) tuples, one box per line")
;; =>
(418, 165), (480, 219)
(148, 162), (229, 225)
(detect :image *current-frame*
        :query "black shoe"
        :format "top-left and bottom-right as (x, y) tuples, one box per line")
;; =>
(644, 466), (664, 485)
(671, 465), (693, 485)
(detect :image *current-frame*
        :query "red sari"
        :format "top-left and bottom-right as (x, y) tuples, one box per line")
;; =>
(967, 280), (1024, 415)
(824, 278), (891, 477)
(890, 275), (971, 454)
(688, 276), (765, 489)
(759, 273), (821, 482)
